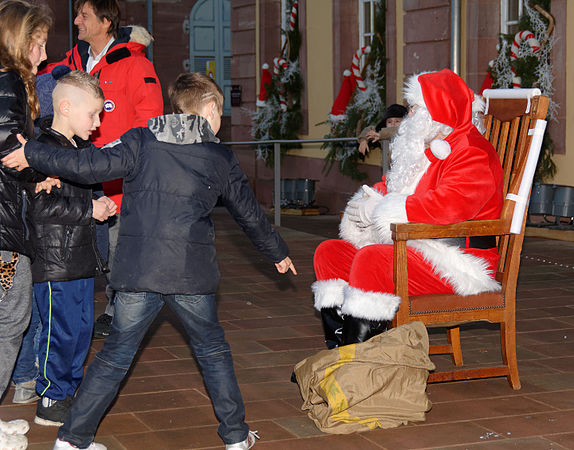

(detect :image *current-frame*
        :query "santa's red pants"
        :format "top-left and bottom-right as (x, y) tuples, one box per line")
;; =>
(314, 239), (454, 295)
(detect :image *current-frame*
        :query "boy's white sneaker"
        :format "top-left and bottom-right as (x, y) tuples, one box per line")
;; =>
(0, 418), (29, 435)
(225, 430), (259, 449)
(53, 438), (107, 450)
(0, 430), (28, 450)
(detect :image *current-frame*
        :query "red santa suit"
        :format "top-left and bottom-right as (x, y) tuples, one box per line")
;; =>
(313, 69), (504, 346)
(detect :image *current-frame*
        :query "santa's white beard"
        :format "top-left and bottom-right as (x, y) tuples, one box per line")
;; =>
(386, 107), (452, 194)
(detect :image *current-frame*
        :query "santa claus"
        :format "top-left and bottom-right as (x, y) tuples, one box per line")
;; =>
(313, 69), (504, 348)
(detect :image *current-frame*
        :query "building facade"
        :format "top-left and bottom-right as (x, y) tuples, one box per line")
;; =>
(41, 0), (571, 214)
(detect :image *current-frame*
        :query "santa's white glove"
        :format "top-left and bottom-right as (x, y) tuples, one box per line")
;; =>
(345, 185), (384, 228)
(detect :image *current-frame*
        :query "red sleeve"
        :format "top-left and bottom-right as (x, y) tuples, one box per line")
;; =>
(372, 176), (388, 195)
(126, 57), (164, 127)
(406, 145), (503, 224)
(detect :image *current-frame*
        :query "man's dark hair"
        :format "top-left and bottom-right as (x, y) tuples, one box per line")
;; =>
(75, 0), (120, 38)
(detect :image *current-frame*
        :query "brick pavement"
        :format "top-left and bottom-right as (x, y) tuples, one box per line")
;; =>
(2, 209), (573, 449)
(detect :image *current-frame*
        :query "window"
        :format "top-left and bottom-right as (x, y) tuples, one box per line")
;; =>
(358, 0), (376, 48)
(189, 0), (231, 116)
(501, 0), (523, 35)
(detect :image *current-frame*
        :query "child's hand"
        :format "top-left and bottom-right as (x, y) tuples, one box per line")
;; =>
(365, 129), (380, 142)
(1, 134), (29, 170)
(92, 196), (117, 221)
(275, 256), (297, 275)
(101, 196), (117, 215)
(35, 176), (61, 194)
(358, 139), (370, 155)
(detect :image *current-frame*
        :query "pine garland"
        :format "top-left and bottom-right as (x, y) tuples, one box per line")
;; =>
(490, 0), (556, 182)
(321, 0), (387, 181)
(251, 0), (304, 167)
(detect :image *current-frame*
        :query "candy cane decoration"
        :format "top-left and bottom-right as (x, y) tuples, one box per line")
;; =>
(510, 30), (540, 88)
(273, 57), (289, 112)
(351, 45), (371, 91)
(288, 1), (298, 32)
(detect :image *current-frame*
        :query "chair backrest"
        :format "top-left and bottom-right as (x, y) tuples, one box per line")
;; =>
(481, 90), (549, 291)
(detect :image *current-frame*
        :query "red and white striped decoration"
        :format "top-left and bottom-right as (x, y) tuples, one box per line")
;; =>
(288, 1), (298, 32)
(273, 57), (289, 111)
(510, 30), (540, 88)
(273, 57), (289, 75)
(351, 45), (371, 91)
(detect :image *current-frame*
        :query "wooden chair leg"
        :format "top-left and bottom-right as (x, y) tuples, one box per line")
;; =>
(500, 322), (521, 389)
(447, 327), (463, 366)
(500, 322), (508, 364)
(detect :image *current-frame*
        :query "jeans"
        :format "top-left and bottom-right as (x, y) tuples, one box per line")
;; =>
(0, 251), (32, 397)
(103, 215), (119, 316)
(59, 291), (248, 448)
(12, 292), (41, 384)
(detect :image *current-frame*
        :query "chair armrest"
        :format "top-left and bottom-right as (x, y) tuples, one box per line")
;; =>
(391, 219), (509, 242)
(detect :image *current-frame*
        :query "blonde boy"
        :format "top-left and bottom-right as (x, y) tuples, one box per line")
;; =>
(26, 71), (116, 427)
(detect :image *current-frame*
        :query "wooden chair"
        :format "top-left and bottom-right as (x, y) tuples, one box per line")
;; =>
(390, 89), (549, 389)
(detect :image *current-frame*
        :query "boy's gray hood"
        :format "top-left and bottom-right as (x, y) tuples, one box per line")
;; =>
(148, 114), (220, 145)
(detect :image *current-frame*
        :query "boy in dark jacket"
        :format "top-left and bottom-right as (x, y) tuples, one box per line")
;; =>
(3, 72), (296, 450)
(28, 71), (116, 427)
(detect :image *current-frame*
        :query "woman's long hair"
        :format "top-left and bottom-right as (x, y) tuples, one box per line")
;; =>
(0, 0), (52, 118)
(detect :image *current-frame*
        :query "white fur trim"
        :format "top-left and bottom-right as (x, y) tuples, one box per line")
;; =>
(127, 25), (153, 46)
(339, 188), (379, 248)
(329, 114), (346, 122)
(343, 69), (351, 76)
(256, 99), (266, 107)
(408, 239), (501, 295)
(262, 63), (269, 69)
(311, 279), (348, 310)
(430, 139), (451, 160)
(403, 72), (430, 108)
(371, 193), (408, 244)
(341, 285), (401, 320)
(473, 94), (485, 114)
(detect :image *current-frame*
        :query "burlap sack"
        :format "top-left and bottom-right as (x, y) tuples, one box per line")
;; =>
(294, 321), (435, 433)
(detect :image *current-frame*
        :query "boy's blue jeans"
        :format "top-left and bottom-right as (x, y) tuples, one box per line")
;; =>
(58, 291), (249, 448)
(11, 293), (41, 384)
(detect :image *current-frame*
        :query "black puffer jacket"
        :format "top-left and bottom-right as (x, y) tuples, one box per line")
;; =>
(31, 124), (106, 283)
(0, 70), (46, 257)
(26, 114), (290, 295)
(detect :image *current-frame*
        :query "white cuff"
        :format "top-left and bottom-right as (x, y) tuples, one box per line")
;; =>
(311, 279), (348, 310)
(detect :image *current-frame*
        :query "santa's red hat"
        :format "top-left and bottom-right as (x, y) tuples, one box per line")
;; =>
(256, 63), (272, 107)
(329, 70), (356, 120)
(404, 69), (476, 160)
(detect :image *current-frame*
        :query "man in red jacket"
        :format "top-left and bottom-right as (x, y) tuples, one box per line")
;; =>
(44, 0), (164, 338)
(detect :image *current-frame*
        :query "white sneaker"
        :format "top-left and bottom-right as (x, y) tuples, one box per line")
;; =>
(53, 438), (107, 450)
(225, 430), (260, 449)
(0, 418), (29, 435)
(0, 430), (28, 450)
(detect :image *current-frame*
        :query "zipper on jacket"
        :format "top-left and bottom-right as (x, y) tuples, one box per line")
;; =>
(90, 221), (109, 274)
(62, 227), (72, 261)
(21, 189), (30, 240)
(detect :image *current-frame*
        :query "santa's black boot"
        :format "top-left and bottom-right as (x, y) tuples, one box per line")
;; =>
(320, 307), (344, 349)
(341, 316), (390, 345)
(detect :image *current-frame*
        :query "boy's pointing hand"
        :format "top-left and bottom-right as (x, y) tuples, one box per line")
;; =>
(275, 256), (297, 275)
